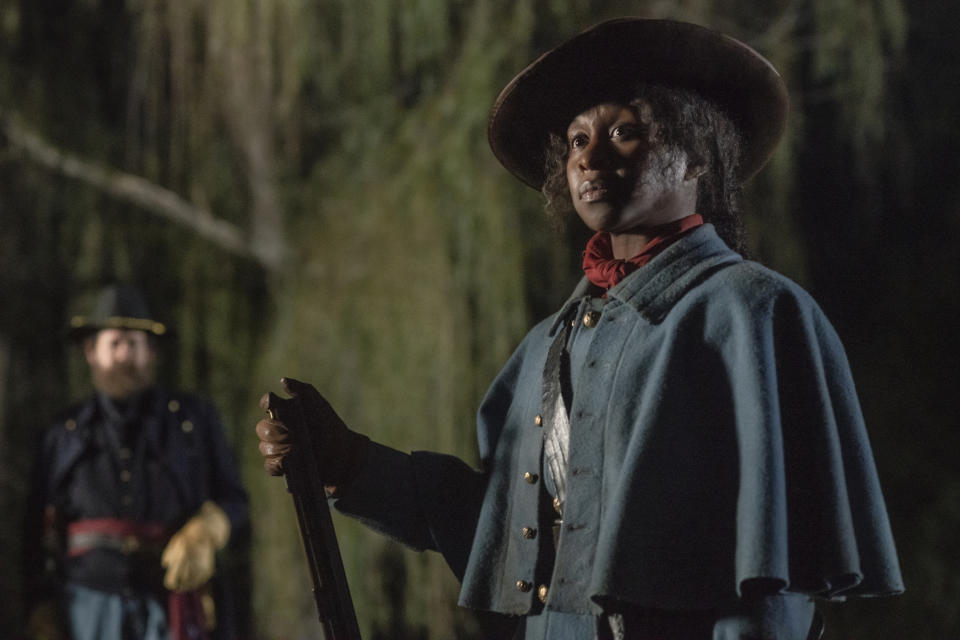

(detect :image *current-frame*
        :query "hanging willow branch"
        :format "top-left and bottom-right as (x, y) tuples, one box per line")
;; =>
(0, 110), (285, 273)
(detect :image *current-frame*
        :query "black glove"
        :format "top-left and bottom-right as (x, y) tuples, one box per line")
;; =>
(257, 378), (370, 489)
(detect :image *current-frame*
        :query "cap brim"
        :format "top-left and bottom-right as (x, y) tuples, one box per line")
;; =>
(66, 316), (172, 342)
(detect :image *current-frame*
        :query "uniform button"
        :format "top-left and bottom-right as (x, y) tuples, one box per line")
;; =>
(516, 580), (532, 593)
(120, 470), (131, 482)
(523, 472), (539, 484)
(168, 399), (181, 413)
(538, 584), (549, 603)
(181, 420), (194, 433)
(570, 318), (576, 327)
(553, 496), (563, 515)
(583, 311), (601, 327)
(123, 535), (140, 553)
(521, 527), (537, 539)
(65, 419), (77, 431)
(121, 495), (133, 506)
(118, 447), (132, 460)
(534, 414), (542, 426)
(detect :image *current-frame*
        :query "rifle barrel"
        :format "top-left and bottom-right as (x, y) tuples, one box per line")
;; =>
(284, 403), (362, 640)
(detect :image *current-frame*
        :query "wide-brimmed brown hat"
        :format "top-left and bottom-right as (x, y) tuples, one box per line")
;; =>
(67, 284), (171, 342)
(487, 17), (789, 189)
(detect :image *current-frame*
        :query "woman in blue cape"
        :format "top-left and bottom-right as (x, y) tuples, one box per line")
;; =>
(256, 17), (903, 640)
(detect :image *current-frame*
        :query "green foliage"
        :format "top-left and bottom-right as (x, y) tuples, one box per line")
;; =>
(808, 0), (907, 160)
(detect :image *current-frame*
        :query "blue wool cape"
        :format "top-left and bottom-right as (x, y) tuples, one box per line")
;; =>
(333, 224), (903, 617)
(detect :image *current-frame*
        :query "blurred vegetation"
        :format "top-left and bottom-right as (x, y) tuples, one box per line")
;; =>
(0, 0), (957, 638)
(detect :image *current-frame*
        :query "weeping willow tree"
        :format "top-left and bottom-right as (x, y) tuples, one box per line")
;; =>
(5, 0), (953, 638)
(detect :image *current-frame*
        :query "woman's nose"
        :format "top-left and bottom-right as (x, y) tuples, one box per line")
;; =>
(578, 139), (613, 171)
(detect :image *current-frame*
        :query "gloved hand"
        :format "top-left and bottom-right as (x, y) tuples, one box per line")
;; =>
(256, 377), (370, 488)
(161, 501), (230, 592)
(25, 600), (65, 640)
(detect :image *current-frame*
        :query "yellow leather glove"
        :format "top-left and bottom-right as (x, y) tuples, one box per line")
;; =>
(161, 501), (230, 592)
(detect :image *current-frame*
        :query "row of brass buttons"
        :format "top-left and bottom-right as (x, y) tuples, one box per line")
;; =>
(64, 400), (192, 432)
(514, 580), (550, 603)
(522, 404), (543, 585)
(521, 409), (542, 598)
(518, 311), (596, 606)
(170, 399), (193, 432)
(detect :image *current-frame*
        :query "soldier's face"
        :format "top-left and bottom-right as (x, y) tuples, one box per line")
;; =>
(85, 328), (157, 400)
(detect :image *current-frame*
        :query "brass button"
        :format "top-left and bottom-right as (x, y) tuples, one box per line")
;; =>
(181, 420), (194, 433)
(168, 399), (181, 413)
(524, 472), (538, 484)
(570, 318), (576, 327)
(118, 447), (131, 460)
(538, 584), (549, 603)
(534, 414), (543, 426)
(553, 496), (563, 515)
(521, 527), (537, 539)
(121, 495), (133, 506)
(516, 580), (532, 593)
(123, 535), (141, 553)
(65, 419), (77, 431)
(119, 470), (131, 482)
(583, 311), (601, 327)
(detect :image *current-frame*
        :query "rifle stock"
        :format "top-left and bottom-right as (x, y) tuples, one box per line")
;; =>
(282, 396), (362, 640)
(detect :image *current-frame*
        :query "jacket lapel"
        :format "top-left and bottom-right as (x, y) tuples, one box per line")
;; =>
(48, 399), (97, 494)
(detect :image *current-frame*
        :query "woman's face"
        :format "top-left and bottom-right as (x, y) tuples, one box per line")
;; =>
(565, 101), (698, 235)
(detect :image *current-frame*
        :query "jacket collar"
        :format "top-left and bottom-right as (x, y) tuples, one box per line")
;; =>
(49, 387), (166, 492)
(550, 224), (741, 334)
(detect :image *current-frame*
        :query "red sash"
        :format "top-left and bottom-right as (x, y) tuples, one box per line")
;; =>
(67, 518), (211, 640)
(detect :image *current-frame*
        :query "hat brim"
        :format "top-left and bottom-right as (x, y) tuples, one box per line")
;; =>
(487, 18), (789, 189)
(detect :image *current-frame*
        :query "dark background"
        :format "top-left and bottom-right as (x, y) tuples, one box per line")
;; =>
(1, 1), (957, 637)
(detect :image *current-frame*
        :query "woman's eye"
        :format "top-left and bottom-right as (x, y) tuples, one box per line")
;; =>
(569, 133), (589, 149)
(611, 124), (637, 139)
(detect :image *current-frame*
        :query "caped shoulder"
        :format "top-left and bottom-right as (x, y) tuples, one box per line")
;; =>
(701, 259), (821, 313)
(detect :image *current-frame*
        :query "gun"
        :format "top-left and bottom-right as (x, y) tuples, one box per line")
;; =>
(265, 387), (362, 640)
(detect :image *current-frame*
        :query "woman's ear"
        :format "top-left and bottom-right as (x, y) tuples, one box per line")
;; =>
(684, 157), (708, 181)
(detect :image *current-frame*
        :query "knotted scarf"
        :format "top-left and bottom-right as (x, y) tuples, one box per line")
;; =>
(582, 214), (704, 290)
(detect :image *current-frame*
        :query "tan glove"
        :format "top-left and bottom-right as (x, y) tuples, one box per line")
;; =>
(26, 600), (65, 640)
(161, 501), (230, 592)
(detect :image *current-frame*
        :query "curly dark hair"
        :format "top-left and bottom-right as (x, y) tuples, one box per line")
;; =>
(541, 83), (747, 254)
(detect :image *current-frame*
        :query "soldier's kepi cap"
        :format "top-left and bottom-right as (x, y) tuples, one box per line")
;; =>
(487, 17), (789, 190)
(67, 284), (170, 342)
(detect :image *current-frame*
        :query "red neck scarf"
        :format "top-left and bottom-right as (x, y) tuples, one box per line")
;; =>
(582, 214), (704, 291)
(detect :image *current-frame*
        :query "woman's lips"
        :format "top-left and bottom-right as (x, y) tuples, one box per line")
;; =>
(579, 179), (611, 202)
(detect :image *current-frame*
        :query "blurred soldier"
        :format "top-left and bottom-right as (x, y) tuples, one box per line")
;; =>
(24, 284), (249, 640)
